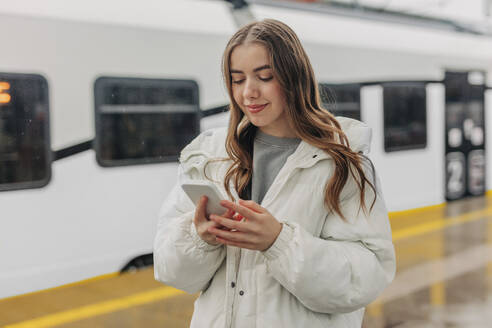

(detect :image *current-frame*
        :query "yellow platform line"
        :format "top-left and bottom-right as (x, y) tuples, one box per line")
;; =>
(392, 206), (492, 241)
(389, 190), (492, 220)
(389, 202), (445, 219)
(0, 272), (119, 303)
(3, 287), (185, 328)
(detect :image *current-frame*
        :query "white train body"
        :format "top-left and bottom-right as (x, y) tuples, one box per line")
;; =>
(0, 0), (491, 298)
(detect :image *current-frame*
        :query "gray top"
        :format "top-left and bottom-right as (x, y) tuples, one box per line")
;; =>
(252, 130), (301, 204)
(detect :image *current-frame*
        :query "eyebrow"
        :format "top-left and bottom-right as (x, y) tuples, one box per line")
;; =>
(230, 65), (271, 74)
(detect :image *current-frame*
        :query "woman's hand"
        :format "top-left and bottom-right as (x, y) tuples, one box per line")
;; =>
(194, 196), (234, 246)
(208, 199), (282, 251)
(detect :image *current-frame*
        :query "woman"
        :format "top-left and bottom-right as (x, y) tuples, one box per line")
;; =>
(154, 19), (395, 327)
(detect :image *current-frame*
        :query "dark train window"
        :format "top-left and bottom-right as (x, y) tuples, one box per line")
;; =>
(94, 77), (200, 167)
(383, 83), (427, 152)
(319, 83), (361, 120)
(0, 73), (51, 191)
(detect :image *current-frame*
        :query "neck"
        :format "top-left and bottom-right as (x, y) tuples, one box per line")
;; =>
(259, 122), (297, 138)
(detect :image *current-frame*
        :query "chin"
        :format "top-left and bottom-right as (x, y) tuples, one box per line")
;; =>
(249, 118), (270, 128)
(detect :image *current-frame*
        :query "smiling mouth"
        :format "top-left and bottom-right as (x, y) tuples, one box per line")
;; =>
(246, 104), (268, 113)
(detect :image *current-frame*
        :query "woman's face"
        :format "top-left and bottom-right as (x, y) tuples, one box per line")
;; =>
(230, 43), (295, 137)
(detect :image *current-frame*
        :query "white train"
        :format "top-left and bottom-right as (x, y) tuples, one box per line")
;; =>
(1, 0), (491, 298)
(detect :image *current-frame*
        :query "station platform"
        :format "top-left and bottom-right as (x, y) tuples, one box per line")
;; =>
(1, 196), (491, 328)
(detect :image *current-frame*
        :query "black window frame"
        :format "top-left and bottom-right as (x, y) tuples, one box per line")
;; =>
(383, 82), (427, 153)
(0, 72), (52, 192)
(94, 76), (201, 167)
(318, 83), (362, 121)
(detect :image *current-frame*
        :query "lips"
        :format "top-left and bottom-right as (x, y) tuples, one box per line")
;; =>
(246, 103), (268, 113)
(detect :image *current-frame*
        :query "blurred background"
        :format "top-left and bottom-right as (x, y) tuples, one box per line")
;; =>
(0, 0), (491, 327)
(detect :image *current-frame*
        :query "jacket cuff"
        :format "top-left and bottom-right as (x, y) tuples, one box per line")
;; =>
(189, 220), (223, 252)
(262, 221), (294, 261)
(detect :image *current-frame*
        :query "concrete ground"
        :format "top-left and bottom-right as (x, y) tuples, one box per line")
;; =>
(1, 196), (491, 328)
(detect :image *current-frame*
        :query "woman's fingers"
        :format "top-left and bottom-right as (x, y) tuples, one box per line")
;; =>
(206, 219), (228, 230)
(210, 214), (244, 231)
(194, 196), (208, 224)
(220, 200), (259, 221)
(208, 225), (248, 243)
(238, 199), (265, 213)
(221, 208), (235, 219)
(215, 237), (253, 249)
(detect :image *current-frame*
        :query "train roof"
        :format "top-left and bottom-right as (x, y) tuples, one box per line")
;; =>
(250, 3), (492, 65)
(2, 0), (491, 66)
(0, 0), (237, 35)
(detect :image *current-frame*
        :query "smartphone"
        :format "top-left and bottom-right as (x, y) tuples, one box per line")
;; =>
(181, 181), (226, 216)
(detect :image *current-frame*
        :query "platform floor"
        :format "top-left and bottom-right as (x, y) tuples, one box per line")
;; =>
(1, 196), (491, 328)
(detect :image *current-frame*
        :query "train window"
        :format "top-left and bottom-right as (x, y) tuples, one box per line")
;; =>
(319, 83), (361, 120)
(0, 73), (51, 191)
(383, 83), (427, 152)
(94, 77), (200, 167)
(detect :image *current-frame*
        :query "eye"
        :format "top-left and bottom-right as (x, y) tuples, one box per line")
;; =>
(259, 76), (273, 82)
(232, 79), (245, 85)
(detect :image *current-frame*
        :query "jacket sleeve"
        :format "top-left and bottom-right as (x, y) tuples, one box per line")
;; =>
(153, 165), (226, 294)
(262, 169), (396, 314)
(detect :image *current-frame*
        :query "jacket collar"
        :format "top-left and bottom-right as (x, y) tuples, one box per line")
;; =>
(335, 116), (372, 155)
(286, 116), (372, 168)
(180, 117), (371, 166)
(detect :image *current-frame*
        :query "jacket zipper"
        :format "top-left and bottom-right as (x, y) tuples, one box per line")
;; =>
(229, 248), (242, 327)
(228, 156), (325, 326)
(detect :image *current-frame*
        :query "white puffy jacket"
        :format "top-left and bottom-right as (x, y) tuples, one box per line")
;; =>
(154, 117), (396, 328)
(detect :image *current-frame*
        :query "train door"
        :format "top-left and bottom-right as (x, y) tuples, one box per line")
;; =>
(444, 71), (486, 201)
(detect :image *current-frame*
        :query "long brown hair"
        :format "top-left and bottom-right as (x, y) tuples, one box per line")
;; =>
(218, 19), (376, 219)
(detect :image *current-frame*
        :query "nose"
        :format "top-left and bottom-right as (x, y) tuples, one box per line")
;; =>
(243, 79), (259, 99)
